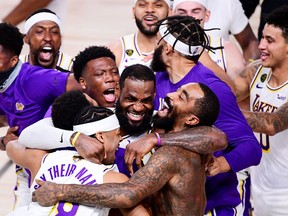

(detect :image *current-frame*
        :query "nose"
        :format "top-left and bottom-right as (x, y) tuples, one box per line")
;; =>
(146, 3), (155, 12)
(104, 71), (115, 82)
(133, 101), (144, 112)
(43, 31), (52, 41)
(258, 38), (266, 50)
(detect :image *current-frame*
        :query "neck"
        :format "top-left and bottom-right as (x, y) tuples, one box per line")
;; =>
(167, 57), (197, 83)
(136, 31), (157, 53)
(268, 61), (288, 87)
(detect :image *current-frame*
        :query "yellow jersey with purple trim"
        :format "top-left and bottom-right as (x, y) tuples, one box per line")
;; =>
(250, 66), (288, 216)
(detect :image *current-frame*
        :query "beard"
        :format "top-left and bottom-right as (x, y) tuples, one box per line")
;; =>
(150, 44), (167, 72)
(115, 100), (153, 135)
(152, 112), (175, 132)
(135, 16), (159, 36)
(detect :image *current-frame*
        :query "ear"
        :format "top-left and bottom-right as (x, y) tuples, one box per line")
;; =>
(11, 55), (19, 68)
(185, 114), (200, 126)
(96, 132), (104, 143)
(204, 10), (211, 23)
(96, 132), (107, 159)
(79, 77), (87, 90)
(165, 43), (174, 55)
(24, 35), (29, 45)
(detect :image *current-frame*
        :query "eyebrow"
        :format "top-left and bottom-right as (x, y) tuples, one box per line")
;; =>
(182, 89), (189, 101)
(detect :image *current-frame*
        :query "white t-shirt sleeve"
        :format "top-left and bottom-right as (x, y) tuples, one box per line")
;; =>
(18, 118), (74, 149)
(229, 0), (249, 35)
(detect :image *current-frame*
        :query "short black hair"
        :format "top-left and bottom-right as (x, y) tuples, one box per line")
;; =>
(119, 64), (156, 90)
(74, 106), (114, 125)
(266, 6), (288, 42)
(73, 46), (116, 82)
(52, 90), (91, 130)
(193, 83), (219, 126)
(25, 8), (58, 21)
(0, 23), (24, 56)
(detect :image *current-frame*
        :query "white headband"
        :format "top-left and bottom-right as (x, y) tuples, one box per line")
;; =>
(24, 12), (61, 34)
(73, 114), (120, 136)
(159, 21), (204, 56)
(134, 0), (171, 7)
(173, 0), (208, 11)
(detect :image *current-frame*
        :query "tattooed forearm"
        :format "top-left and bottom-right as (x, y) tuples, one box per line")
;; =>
(59, 151), (174, 208)
(160, 126), (227, 154)
(242, 104), (288, 135)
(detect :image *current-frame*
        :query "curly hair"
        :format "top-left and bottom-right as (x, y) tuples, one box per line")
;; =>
(52, 90), (91, 130)
(156, 15), (221, 62)
(72, 46), (116, 82)
(0, 23), (24, 56)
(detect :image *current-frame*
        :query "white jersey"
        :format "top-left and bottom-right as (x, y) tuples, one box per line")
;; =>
(118, 33), (153, 74)
(250, 66), (288, 216)
(207, 36), (227, 72)
(11, 150), (117, 216)
(205, 0), (248, 40)
(20, 51), (73, 72)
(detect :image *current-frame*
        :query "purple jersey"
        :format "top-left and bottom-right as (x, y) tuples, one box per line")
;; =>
(0, 62), (68, 135)
(155, 62), (261, 212)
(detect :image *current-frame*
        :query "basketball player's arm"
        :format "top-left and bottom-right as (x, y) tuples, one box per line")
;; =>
(233, 59), (261, 102)
(242, 102), (288, 135)
(2, 0), (52, 26)
(125, 126), (227, 174)
(19, 118), (105, 164)
(33, 147), (176, 208)
(65, 74), (82, 91)
(106, 39), (123, 68)
(104, 171), (150, 216)
(234, 24), (261, 63)
(199, 50), (236, 92)
(6, 140), (47, 178)
(224, 40), (245, 80)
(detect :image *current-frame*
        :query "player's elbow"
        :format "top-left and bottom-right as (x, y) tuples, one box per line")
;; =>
(214, 130), (228, 151)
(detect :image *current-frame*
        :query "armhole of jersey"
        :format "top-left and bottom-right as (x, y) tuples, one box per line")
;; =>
(250, 66), (264, 90)
(119, 36), (126, 69)
(220, 38), (227, 72)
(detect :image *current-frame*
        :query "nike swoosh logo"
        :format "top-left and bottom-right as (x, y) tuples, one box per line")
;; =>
(60, 133), (63, 143)
(256, 84), (263, 89)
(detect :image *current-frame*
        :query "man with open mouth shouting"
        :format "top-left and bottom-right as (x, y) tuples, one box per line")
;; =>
(20, 9), (73, 72)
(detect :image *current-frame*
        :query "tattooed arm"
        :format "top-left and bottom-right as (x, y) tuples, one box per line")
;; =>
(33, 147), (178, 208)
(233, 59), (262, 102)
(124, 126), (227, 173)
(242, 102), (288, 135)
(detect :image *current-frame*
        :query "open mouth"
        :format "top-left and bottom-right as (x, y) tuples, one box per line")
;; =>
(39, 46), (54, 62)
(103, 88), (116, 103)
(143, 15), (157, 25)
(127, 112), (145, 122)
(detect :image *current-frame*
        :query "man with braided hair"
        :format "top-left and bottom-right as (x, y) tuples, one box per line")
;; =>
(124, 15), (262, 216)
(32, 82), (227, 216)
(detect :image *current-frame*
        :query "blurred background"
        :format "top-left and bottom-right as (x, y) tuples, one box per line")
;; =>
(0, 0), (260, 215)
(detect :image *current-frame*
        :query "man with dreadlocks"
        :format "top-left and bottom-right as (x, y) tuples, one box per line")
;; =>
(124, 15), (262, 216)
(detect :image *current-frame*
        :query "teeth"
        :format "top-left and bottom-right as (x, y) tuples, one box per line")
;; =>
(163, 101), (169, 109)
(42, 47), (52, 51)
(128, 113), (142, 118)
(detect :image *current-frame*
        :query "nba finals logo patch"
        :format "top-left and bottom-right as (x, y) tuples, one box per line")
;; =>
(125, 49), (134, 56)
(260, 74), (267, 82)
(15, 102), (24, 111)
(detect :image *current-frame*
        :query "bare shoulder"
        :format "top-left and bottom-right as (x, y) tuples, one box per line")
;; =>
(106, 38), (123, 66)
(239, 59), (262, 78)
(103, 170), (129, 184)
